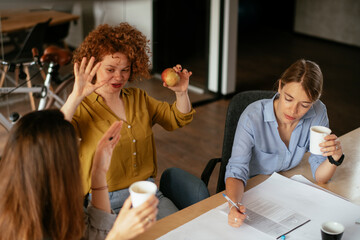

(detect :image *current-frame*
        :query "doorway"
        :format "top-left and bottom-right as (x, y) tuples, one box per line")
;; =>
(152, 0), (210, 91)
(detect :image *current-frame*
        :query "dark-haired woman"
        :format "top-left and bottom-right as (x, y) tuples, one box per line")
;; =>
(224, 59), (344, 227)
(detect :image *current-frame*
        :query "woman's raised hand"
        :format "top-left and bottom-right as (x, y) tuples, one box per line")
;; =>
(60, 57), (106, 121)
(106, 196), (159, 240)
(163, 64), (192, 93)
(72, 57), (106, 98)
(92, 121), (123, 175)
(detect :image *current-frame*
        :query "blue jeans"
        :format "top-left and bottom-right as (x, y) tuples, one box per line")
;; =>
(88, 178), (178, 220)
(88, 168), (210, 219)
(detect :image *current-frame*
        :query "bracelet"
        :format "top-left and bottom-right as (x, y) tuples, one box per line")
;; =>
(91, 185), (108, 191)
(328, 154), (345, 166)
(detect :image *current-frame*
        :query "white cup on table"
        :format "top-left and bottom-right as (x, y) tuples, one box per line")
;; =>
(310, 126), (331, 155)
(129, 181), (157, 208)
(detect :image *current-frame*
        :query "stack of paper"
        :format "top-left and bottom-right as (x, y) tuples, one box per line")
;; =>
(158, 173), (360, 240)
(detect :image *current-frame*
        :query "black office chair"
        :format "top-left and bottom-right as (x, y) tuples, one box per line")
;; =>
(160, 167), (210, 210)
(44, 4), (74, 48)
(201, 90), (275, 193)
(3, 18), (51, 63)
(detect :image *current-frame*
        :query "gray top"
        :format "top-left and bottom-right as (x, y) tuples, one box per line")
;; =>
(83, 204), (117, 240)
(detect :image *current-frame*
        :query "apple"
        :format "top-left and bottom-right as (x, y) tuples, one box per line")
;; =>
(161, 68), (180, 87)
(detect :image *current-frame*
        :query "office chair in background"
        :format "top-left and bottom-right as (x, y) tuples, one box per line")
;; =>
(160, 167), (210, 210)
(201, 90), (275, 193)
(158, 91), (275, 210)
(44, 4), (74, 49)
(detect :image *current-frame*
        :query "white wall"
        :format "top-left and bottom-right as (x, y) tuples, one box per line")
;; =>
(295, 0), (360, 47)
(66, 0), (153, 55)
(208, 0), (238, 95)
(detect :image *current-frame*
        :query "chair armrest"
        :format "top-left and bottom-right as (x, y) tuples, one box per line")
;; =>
(201, 157), (221, 187)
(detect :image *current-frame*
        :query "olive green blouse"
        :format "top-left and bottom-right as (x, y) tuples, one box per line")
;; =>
(72, 87), (195, 195)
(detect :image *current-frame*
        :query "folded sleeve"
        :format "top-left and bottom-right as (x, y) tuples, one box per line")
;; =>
(225, 113), (254, 186)
(307, 102), (330, 179)
(145, 91), (195, 130)
(83, 204), (117, 240)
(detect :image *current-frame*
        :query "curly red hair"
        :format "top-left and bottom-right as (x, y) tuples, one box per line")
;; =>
(73, 22), (151, 81)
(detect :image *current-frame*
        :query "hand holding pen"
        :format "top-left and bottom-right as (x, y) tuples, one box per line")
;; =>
(223, 193), (250, 228)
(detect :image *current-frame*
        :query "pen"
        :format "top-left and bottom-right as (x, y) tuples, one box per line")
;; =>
(222, 193), (250, 220)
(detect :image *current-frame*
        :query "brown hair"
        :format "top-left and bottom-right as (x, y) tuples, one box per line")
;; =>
(279, 59), (323, 102)
(0, 110), (84, 240)
(73, 22), (151, 82)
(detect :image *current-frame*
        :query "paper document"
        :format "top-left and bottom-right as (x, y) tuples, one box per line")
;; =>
(158, 173), (360, 240)
(290, 174), (349, 201)
(241, 197), (310, 238)
(218, 197), (310, 238)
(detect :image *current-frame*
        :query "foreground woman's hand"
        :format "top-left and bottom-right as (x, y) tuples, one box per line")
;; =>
(92, 121), (123, 175)
(91, 121), (123, 212)
(106, 196), (159, 240)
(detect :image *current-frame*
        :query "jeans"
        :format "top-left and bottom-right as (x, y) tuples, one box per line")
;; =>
(88, 178), (178, 220)
(88, 168), (210, 219)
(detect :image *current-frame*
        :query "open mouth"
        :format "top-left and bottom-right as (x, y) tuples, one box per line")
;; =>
(111, 83), (123, 88)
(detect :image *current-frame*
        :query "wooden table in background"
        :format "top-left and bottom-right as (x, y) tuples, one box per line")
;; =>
(134, 127), (360, 239)
(0, 9), (79, 33)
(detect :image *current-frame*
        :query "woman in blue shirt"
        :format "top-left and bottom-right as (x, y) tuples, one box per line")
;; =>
(225, 59), (344, 227)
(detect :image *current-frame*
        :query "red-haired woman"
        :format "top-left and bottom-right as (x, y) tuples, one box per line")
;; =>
(61, 22), (195, 218)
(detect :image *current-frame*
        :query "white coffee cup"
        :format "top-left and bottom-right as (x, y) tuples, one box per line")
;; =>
(129, 181), (157, 208)
(310, 126), (331, 155)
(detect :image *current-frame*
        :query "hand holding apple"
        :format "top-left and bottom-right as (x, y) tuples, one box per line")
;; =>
(161, 64), (192, 92)
(161, 68), (180, 87)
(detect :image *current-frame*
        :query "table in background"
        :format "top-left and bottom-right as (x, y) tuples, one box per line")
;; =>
(134, 127), (360, 239)
(0, 9), (79, 33)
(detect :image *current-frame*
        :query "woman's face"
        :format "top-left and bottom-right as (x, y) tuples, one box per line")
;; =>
(96, 52), (131, 95)
(275, 81), (314, 125)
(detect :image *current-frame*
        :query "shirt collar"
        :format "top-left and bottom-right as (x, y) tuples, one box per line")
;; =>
(263, 93), (317, 123)
(88, 89), (130, 103)
(121, 88), (130, 96)
(264, 93), (278, 122)
(88, 91), (100, 103)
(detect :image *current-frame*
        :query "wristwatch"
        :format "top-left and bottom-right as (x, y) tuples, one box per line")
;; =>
(328, 154), (345, 166)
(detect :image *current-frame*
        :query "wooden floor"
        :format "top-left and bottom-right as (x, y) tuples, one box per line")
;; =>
(153, 99), (228, 195)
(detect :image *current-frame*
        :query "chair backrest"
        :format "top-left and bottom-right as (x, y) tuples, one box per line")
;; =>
(14, 18), (51, 62)
(216, 90), (275, 193)
(44, 4), (73, 47)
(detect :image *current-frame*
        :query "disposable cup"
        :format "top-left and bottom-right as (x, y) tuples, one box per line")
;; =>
(129, 181), (157, 208)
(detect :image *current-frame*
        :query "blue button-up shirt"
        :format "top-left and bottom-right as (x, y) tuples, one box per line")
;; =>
(225, 94), (329, 185)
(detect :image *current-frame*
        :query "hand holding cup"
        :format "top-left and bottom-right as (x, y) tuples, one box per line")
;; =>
(310, 126), (332, 155)
(129, 181), (157, 208)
